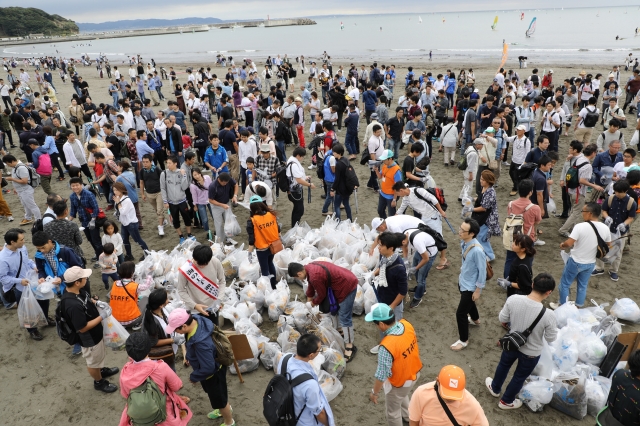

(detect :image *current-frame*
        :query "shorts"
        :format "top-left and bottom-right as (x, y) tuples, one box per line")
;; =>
(200, 365), (229, 409)
(82, 339), (106, 369)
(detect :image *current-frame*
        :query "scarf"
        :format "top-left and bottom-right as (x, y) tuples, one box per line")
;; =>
(377, 253), (399, 289)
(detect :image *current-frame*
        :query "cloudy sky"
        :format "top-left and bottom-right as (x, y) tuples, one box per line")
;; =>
(22, 0), (635, 22)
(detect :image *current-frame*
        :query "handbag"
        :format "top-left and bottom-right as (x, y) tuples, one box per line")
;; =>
(3, 251), (22, 304)
(435, 382), (461, 426)
(1, 177), (7, 188)
(69, 115), (78, 123)
(498, 307), (546, 352)
(269, 238), (284, 255)
(317, 264), (339, 315)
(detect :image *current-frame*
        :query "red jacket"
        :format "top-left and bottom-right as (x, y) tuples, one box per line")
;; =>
(541, 74), (553, 88)
(305, 261), (358, 306)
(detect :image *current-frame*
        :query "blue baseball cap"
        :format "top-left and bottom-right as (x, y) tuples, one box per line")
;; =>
(365, 303), (395, 322)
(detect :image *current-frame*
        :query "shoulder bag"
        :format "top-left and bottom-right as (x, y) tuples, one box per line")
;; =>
(499, 307), (546, 352)
(462, 243), (493, 280)
(317, 264), (339, 315)
(586, 221), (610, 259)
(435, 382), (461, 426)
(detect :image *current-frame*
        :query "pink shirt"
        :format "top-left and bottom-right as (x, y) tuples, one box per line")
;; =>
(189, 175), (212, 205)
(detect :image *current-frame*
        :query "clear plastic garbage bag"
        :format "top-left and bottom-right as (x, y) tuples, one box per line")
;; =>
(17, 282), (48, 329)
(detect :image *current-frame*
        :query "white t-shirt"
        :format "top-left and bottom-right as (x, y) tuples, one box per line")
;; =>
(321, 108), (337, 123)
(404, 228), (438, 258)
(286, 156), (306, 191)
(245, 181), (273, 206)
(348, 88), (359, 101)
(569, 221), (612, 264)
(383, 215), (424, 233)
(368, 136), (385, 159)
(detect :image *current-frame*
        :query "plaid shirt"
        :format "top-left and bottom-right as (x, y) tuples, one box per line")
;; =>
(256, 155), (279, 187)
(199, 103), (210, 122)
(69, 189), (99, 226)
(374, 321), (404, 382)
(126, 138), (138, 161)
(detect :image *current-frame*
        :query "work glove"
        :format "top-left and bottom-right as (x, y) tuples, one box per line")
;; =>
(421, 176), (430, 183)
(617, 223), (629, 234)
(407, 266), (417, 277)
(88, 218), (96, 230)
(96, 301), (112, 319)
(173, 334), (186, 345)
(497, 278), (511, 290)
(604, 216), (613, 226)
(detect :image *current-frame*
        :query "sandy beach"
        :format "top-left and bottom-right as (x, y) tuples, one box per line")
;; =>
(1, 58), (639, 426)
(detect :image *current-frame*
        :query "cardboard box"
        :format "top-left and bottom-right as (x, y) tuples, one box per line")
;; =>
(617, 332), (640, 367)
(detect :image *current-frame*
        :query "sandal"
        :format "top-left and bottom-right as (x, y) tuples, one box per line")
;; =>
(450, 340), (468, 351)
(178, 395), (191, 404)
(344, 345), (358, 363)
(436, 260), (450, 270)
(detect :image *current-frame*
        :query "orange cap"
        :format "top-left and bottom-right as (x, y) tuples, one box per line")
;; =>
(437, 365), (466, 401)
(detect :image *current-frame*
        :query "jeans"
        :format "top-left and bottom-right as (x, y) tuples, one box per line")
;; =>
(456, 289), (479, 342)
(102, 272), (119, 290)
(334, 193), (352, 221)
(255, 249), (277, 289)
(559, 256), (594, 306)
(156, 87), (165, 100)
(367, 170), (379, 190)
(121, 222), (149, 258)
(276, 140), (286, 161)
(322, 180), (334, 213)
(389, 138), (402, 160)
(528, 128), (536, 144)
(412, 251), (435, 300)
(477, 224), (495, 261)
(196, 204), (213, 234)
(491, 351), (541, 404)
(503, 250), (518, 279)
(112, 95), (119, 109)
(377, 194), (396, 219)
(345, 132), (357, 155)
(338, 288), (357, 328)
(460, 133), (472, 156)
(288, 191), (305, 228)
(138, 91), (146, 102)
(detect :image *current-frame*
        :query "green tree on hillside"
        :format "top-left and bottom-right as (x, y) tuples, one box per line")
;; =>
(0, 7), (78, 37)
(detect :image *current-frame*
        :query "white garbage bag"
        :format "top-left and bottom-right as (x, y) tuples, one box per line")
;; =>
(554, 301), (580, 328)
(519, 378), (554, 412)
(578, 333), (608, 366)
(318, 370), (343, 402)
(610, 298), (640, 323)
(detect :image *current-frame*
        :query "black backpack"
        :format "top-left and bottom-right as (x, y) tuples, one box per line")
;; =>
(55, 298), (81, 346)
(565, 159), (588, 189)
(31, 212), (55, 235)
(263, 354), (314, 426)
(276, 162), (295, 193)
(409, 223), (448, 252)
(582, 106), (599, 128)
(516, 163), (537, 181)
(343, 158), (359, 193)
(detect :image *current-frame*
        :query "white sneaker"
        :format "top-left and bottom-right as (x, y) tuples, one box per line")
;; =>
(158, 225), (165, 236)
(498, 399), (523, 410)
(7, 216), (14, 222)
(549, 302), (560, 310)
(534, 240), (545, 246)
(502, 161), (510, 166)
(485, 377), (500, 397)
(308, 164), (317, 169)
(370, 344), (380, 354)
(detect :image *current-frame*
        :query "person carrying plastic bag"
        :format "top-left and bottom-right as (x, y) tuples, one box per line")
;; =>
(246, 195), (281, 290)
(485, 273), (558, 410)
(207, 172), (239, 244)
(0, 228), (53, 341)
(60, 266), (121, 393)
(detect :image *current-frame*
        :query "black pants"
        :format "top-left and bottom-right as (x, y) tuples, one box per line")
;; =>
(22, 144), (34, 163)
(1, 96), (12, 109)
(200, 365), (229, 410)
(1, 127), (14, 147)
(50, 153), (65, 178)
(185, 188), (200, 227)
(56, 143), (69, 170)
(623, 91), (638, 111)
(154, 149), (166, 170)
(336, 109), (344, 130)
(288, 191), (305, 228)
(83, 226), (103, 258)
(365, 110), (373, 124)
(256, 249), (278, 289)
(560, 185), (571, 217)
(169, 201), (192, 229)
(456, 290), (479, 342)
(244, 110), (253, 128)
(543, 130), (559, 152)
(509, 162), (522, 191)
(80, 163), (93, 180)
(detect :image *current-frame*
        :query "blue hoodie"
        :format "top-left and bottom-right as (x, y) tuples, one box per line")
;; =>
(35, 242), (84, 294)
(30, 146), (49, 170)
(185, 315), (219, 383)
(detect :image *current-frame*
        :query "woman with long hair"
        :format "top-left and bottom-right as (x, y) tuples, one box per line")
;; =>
(470, 170), (500, 261)
(68, 98), (85, 137)
(246, 195), (280, 289)
(190, 167), (214, 239)
(174, 83), (186, 114)
(141, 288), (185, 371)
(112, 182), (149, 261)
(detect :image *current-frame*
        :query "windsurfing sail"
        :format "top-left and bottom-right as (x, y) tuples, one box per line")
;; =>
(525, 17), (536, 37)
(498, 42), (509, 71)
(419, 16), (423, 23)
(491, 16), (499, 30)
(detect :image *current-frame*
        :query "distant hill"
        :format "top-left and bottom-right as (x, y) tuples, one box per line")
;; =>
(78, 18), (224, 32)
(0, 7), (78, 37)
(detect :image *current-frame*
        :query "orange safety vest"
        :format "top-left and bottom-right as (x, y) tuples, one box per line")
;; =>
(110, 281), (140, 323)
(251, 212), (279, 249)
(380, 319), (423, 387)
(381, 163), (401, 196)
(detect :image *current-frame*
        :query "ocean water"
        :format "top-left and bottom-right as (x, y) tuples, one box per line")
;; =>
(3, 6), (640, 65)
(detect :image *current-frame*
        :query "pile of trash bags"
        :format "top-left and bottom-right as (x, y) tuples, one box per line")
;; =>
(520, 298), (632, 419)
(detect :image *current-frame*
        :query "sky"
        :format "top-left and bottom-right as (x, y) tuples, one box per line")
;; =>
(16, 1), (636, 23)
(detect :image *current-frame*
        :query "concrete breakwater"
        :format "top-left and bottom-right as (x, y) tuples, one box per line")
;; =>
(0, 18), (316, 47)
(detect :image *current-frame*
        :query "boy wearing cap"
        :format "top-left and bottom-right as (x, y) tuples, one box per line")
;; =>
(61, 266), (120, 393)
(408, 365), (489, 425)
(166, 308), (235, 425)
(374, 149), (402, 219)
(486, 273), (558, 409)
(366, 303), (422, 426)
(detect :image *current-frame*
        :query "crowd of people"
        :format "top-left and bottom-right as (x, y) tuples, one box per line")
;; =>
(1, 51), (640, 426)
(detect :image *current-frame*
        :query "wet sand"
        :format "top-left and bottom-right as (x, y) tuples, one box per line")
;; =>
(1, 59), (639, 425)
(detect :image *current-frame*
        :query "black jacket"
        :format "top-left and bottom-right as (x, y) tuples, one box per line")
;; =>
(164, 125), (183, 152)
(332, 157), (351, 196)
